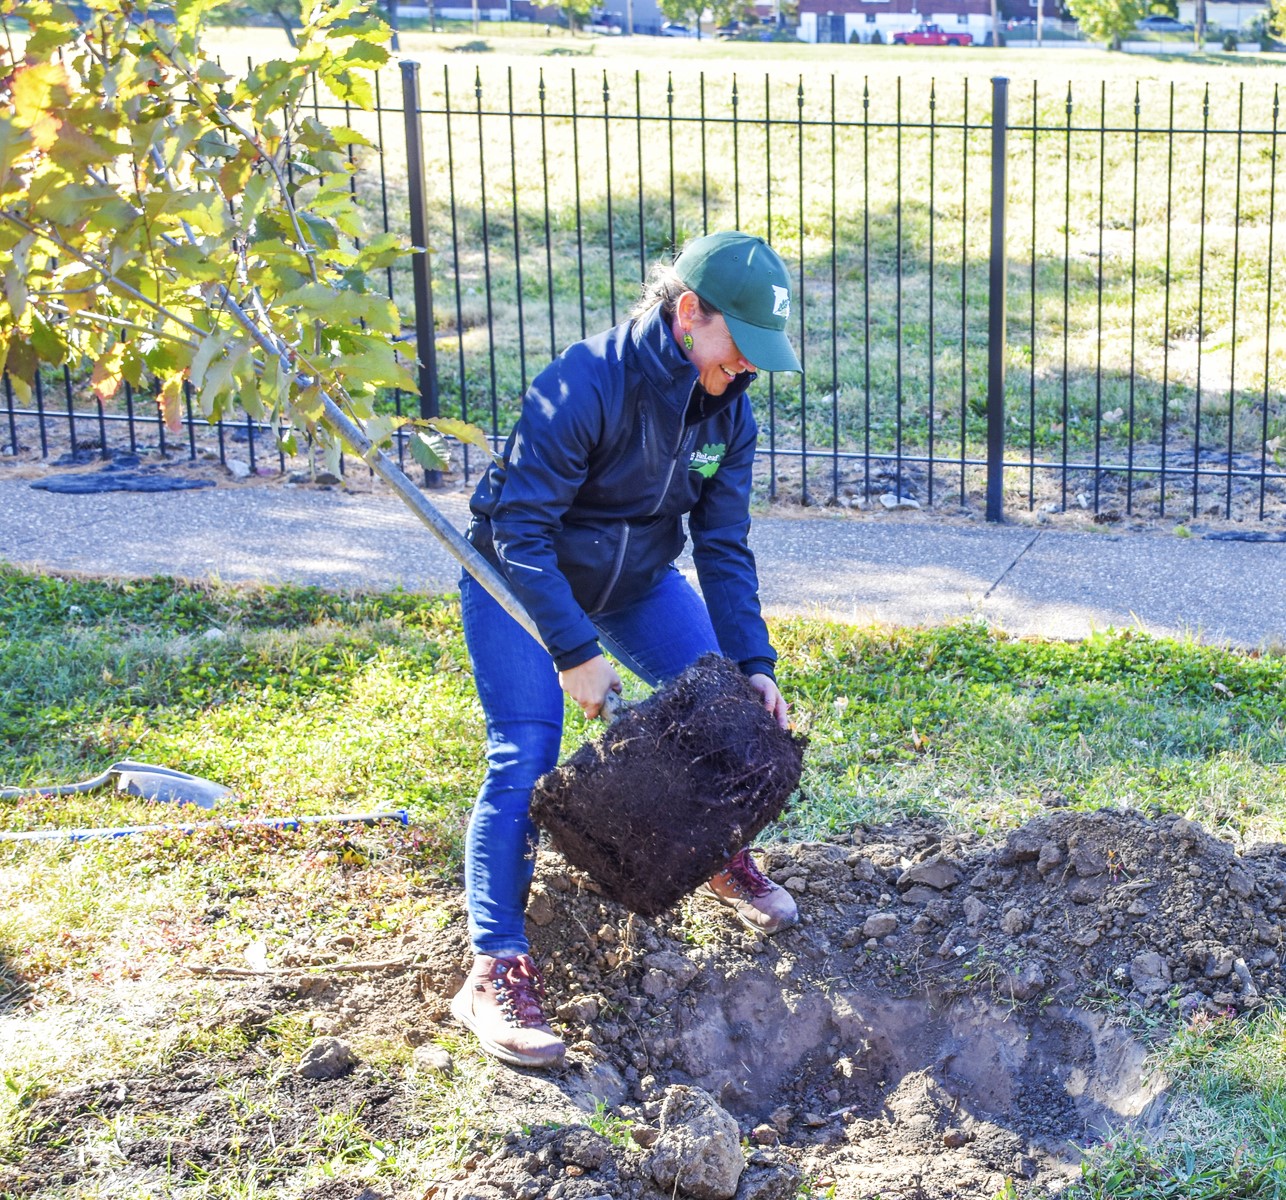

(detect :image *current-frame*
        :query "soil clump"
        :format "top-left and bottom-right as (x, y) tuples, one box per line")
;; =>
(532, 655), (807, 915)
(6, 807), (1286, 1200)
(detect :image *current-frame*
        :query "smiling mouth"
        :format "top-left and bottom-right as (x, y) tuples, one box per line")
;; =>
(720, 366), (738, 380)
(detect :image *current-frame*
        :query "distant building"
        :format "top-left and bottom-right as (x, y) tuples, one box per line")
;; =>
(591, 0), (669, 34)
(796, 0), (1057, 42)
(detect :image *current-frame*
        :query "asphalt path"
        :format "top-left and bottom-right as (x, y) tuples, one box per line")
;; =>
(3, 478), (1284, 648)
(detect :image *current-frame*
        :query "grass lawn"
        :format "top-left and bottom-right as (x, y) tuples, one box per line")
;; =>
(2, 564), (1285, 1195)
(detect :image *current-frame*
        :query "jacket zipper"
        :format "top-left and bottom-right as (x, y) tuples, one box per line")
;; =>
(648, 387), (699, 518)
(591, 524), (632, 613)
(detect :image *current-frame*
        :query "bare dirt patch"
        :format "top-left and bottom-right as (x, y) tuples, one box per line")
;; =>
(5, 806), (1285, 1198)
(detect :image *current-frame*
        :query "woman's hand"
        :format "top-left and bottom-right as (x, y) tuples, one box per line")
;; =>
(559, 655), (623, 720)
(748, 673), (789, 730)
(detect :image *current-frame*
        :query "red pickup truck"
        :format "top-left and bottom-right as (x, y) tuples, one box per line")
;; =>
(891, 23), (973, 44)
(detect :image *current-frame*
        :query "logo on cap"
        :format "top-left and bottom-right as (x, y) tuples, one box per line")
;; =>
(771, 285), (790, 319)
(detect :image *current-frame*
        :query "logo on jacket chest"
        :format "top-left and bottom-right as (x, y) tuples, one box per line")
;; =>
(689, 443), (726, 479)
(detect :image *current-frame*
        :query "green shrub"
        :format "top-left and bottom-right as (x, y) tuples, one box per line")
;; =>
(1222, 30), (1238, 47)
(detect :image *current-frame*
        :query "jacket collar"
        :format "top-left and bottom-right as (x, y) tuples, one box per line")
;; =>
(628, 304), (755, 420)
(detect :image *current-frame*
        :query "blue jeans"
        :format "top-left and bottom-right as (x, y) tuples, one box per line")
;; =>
(459, 566), (721, 957)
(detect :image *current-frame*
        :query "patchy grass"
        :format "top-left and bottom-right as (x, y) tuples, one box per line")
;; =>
(1072, 1007), (1286, 1199)
(2, 566), (1285, 1196)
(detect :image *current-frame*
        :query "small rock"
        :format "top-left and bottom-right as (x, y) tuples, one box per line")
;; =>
(526, 890), (557, 927)
(1004, 828), (1046, 862)
(632, 1124), (660, 1148)
(1036, 844), (1064, 876)
(997, 963), (1047, 1001)
(783, 876), (808, 893)
(296, 1037), (357, 1079)
(963, 895), (987, 927)
(1070, 846), (1107, 878)
(862, 913), (899, 939)
(735, 1156), (803, 1200)
(1000, 908), (1030, 935)
(896, 856), (962, 891)
(556, 1126), (611, 1170)
(800, 1112), (828, 1127)
(560, 994), (602, 1024)
(880, 492), (921, 509)
(768, 1105), (794, 1135)
(943, 1128), (970, 1148)
(1228, 868), (1254, 899)
(643, 951), (699, 989)
(641, 970), (674, 1000)
(1205, 949), (1236, 979)
(847, 854), (878, 882)
(411, 1044), (453, 1074)
(226, 458), (251, 480)
(649, 1086), (744, 1200)
(751, 1123), (780, 1146)
(1072, 929), (1101, 948)
(1129, 951), (1172, 995)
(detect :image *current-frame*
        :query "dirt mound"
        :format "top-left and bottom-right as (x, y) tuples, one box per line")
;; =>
(433, 806), (1285, 1198)
(7, 807), (1285, 1200)
(532, 655), (806, 915)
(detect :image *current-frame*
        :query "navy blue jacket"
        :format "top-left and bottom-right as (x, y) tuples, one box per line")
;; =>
(467, 303), (777, 680)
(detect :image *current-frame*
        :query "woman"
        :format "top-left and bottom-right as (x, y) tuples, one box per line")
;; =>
(453, 231), (801, 1070)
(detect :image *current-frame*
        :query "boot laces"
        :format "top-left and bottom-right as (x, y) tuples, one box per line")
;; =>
(489, 955), (549, 1029)
(723, 849), (774, 899)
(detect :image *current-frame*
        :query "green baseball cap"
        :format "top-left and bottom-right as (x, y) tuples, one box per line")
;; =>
(673, 231), (801, 373)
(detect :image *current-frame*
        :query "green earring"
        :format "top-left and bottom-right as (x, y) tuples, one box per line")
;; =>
(683, 332), (694, 352)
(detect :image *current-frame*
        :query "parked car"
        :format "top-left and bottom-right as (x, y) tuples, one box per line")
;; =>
(1136, 14), (1192, 30)
(890, 22), (972, 44)
(588, 11), (623, 33)
(659, 20), (697, 36)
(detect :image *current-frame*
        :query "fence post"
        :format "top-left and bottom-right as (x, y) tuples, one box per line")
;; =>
(986, 76), (1009, 522)
(401, 59), (441, 487)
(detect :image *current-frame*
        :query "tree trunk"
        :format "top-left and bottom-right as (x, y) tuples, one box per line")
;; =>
(272, 5), (297, 46)
(1195, 0), (1206, 44)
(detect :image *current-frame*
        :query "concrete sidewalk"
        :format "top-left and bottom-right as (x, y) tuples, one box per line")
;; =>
(2, 478), (1283, 649)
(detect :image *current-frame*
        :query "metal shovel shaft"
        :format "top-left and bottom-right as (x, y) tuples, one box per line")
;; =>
(321, 397), (547, 652)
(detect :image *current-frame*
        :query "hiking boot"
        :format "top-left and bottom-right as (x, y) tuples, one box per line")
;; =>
(451, 953), (566, 1070)
(699, 848), (799, 935)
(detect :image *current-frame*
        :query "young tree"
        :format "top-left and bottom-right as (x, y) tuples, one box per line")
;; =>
(707, 0), (751, 30)
(1, 0), (532, 630)
(560, 0), (595, 32)
(1066, 0), (1147, 46)
(658, 0), (701, 32)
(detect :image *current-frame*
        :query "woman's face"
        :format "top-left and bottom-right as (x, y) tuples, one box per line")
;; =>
(675, 292), (756, 396)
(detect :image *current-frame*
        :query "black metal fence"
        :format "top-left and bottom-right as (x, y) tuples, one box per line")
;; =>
(6, 60), (1283, 526)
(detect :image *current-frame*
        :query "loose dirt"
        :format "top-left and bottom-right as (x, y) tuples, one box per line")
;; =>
(5, 806), (1285, 1200)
